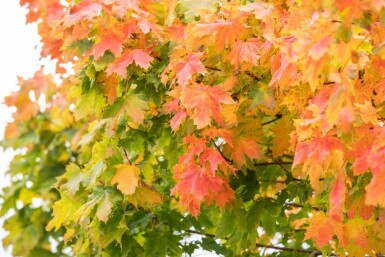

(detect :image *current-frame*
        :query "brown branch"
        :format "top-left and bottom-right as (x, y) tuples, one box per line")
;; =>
(255, 243), (320, 255)
(123, 149), (132, 165)
(204, 65), (261, 81)
(285, 202), (323, 211)
(262, 114), (282, 126)
(186, 229), (321, 255)
(211, 139), (232, 163)
(254, 161), (292, 167)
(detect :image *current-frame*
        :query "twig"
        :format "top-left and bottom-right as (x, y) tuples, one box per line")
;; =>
(254, 161), (292, 167)
(285, 202), (323, 211)
(210, 139), (232, 163)
(186, 229), (321, 254)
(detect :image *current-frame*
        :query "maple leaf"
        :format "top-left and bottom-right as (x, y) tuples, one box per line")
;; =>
(172, 163), (233, 217)
(63, 0), (102, 27)
(122, 94), (149, 124)
(304, 213), (336, 248)
(271, 116), (293, 158)
(179, 83), (234, 129)
(93, 33), (123, 60)
(170, 110), (186, 131)
(190, 18), (250, 49)
(238, 2), (274, 20)
(126, 186), (162, 208)
(176, 0), (219, 22)
(293, 136), (343, 167)
(174, 53), (205, 86)
(223, 118), (264, 168)
(227, 38), (261, 67)
(329, 171), (345, 222)
(106, 49), (154, 77)
(95, 191), (114, 223)
(111, 164), (140, 195)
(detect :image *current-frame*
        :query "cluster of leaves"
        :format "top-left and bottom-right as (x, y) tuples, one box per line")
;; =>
(3, 0), (385, 256)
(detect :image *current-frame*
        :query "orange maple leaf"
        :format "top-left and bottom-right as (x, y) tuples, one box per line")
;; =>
(227, 38), (261, 67)
(93, 33), (123, 60)
(106, 49), (154, 77)
(304, 213), (336, 248)
(190, 18), (250, 49)
(179, 83), (234, 129)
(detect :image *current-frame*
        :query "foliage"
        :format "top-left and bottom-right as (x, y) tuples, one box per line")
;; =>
(3, 0), (385, 256)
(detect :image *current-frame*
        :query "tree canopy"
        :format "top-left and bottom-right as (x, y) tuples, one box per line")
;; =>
(3, 0), (385, 256)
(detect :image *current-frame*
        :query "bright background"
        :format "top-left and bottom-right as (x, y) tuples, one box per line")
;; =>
(0, 2), (41, 256)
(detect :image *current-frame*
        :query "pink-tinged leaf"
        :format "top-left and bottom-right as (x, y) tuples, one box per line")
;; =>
(293, 136), (343, 167)
(238, 2), (273, 20)
(131, 49), (153, 69)
(106, 49), (153, 77)
(93, 34), (123, 60)
(309, 37), (333, 60)
(191, 19), (250, 49)
(329, 171), (345, 222)
(200, 148), (225, 175)
(64, 0), (102, 27)
(180, 83), (234, 129)
(170, 110), (186, 131)
(174, 53), (205, 86)
(227, 38), (261, 66)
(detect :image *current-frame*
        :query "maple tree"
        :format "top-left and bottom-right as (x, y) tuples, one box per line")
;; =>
(4, 0), (385, 256)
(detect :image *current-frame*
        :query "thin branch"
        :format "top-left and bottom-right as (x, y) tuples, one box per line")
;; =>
(255, 243), (320, 255)
(123, 149), (131, 165)
(254, 161), (292, 167)
(204, 65), (261, 81)
(211, 139), (232, 163)
(186, 229), (321, 255)
(285, 202), (323, 211)
(262, 114), (282, 126)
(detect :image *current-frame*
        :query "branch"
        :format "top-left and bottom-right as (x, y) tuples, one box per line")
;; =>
(210, 139), (232, 163)
(186, 229), (321, 255)
(285, 202), (323, 211)
(254, 161), (292, 167)
(255, 243), (320, 255)
(204, 65), (261, 81)
(262, 114), (282, 126)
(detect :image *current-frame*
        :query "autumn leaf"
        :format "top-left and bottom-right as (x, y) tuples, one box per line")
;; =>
(179, 83), (234, 129)
(189, 18), (250, 49)
(93, 33), (123, 60)
(64, 0), (102, 27)
(176, 0), (219, 22)
(111, 164), (140, 195)
(227, 38), (261, 67)
(106, 49), (154, 77)
(304, 213), (335, 248)
(174, 53), (205, 86)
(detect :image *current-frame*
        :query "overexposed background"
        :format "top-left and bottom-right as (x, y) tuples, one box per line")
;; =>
(0, 2), (41, 256)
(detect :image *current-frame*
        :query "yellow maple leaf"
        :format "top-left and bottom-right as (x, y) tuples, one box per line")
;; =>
(111, 164), (140, 195)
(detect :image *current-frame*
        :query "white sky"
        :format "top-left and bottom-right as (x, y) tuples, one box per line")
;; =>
(0, 2), (41, 256)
